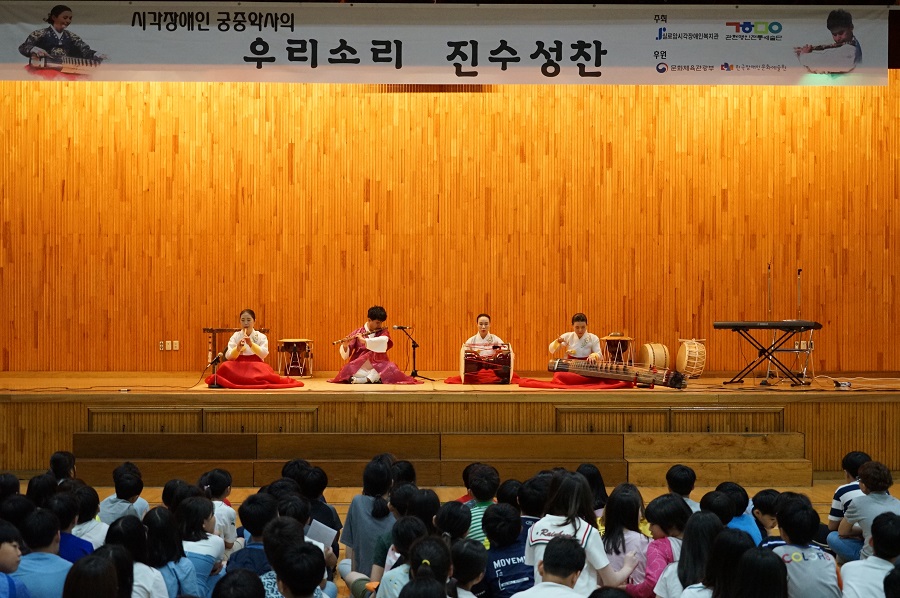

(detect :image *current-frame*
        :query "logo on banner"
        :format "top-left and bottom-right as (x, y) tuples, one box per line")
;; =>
(656, 63), (668, 73)
(725, 21), (783, 34)
(721, 63), (734, 71)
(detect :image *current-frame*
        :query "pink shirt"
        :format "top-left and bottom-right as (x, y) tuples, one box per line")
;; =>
(625, 537), (680, 598)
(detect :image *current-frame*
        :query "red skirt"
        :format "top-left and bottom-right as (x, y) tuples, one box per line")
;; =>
(444, 369), (522, 384)
(205, 355), (304, 389)
(517, 372), (634, 390)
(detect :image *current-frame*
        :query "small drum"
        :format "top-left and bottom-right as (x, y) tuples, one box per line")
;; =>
(460, 343), (513, 384)
(676, 339), (707, 378)
(277, 339), (314, 378)
(602, 333), (633, 364)
(638, 343), (670, 370)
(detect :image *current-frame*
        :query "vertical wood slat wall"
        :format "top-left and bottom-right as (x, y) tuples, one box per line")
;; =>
(0, 74), (898, 373)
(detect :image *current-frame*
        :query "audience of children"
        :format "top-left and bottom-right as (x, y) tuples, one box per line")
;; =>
(105, 514), (169, 597)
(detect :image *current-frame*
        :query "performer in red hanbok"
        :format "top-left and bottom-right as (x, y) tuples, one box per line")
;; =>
(329, 305), (420, 384)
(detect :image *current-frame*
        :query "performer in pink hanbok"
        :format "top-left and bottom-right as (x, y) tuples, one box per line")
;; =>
(330, 305), (420, 384)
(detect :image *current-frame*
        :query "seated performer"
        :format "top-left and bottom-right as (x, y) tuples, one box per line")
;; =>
(465, 313), (505, 356)
(204, 309), (303, 389)
(18, 5), (107, 62)
(549, 312), (602, 364)
(330, 306), (420, 384)
(446, 313), (517, 384)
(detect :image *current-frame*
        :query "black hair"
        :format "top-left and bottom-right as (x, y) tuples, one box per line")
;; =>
(409, 535), (452, 583)
(363, 457), (392, 519)
(571, 313), (588, 325)
(841, 451), (871, 478)
(73, 484), (101, 524)
(496, 479), (522, 509)
(144, 506), (186, 567)
(298, 466), (329, 500)
(170, 483), (204, 513)
(575, 464), (608, 511)
(715, 482), (750, 516)
(699, 491), (734, 526)
(885, 567), (900, 598)
(482, 503), (521, 549)
(367, 306), (388, 321)
(263, 517), (306, 565)
(106, 515), (149, 564)
(544, 471), (598, 531)
(45, 5), (72, 24)
(732, 548), (788, 598)
(826, 9), (853, 31)
(434, 501), (471, 545)
(161, 479), (188, 510)
(239, 493), (279, 537)
(751, 489), (779, 517)
(588, 590), (631, 598)
(112, 462), (142, 482)
(21, 507), (60, 550)
(392, 461), (417, 486)
(63, 554), (118, 598)
(94, 544), (134, 598)
(0, 519), (23, 545)
(274, 542), (325, 597)
(49, 451), (76, 482)
(399, 577), (447, 598)
(239, 308), (257, 321)
(706, 529), (756, 598)
(645, 493), (692, 536)
(45, 492), (79, 530)
(468, 465), (500, 502)
(0, 495), (36, 530)
(263, 477), (302, 501)
(281, 459), (311, 485)
(200, 469), (232, 500)
(542, 536), (586, 578)
(392, 516), (429, 560)
(775, 500), (819, 546)
(0, 473), (20, 503)
(677, 511), (723, 588)
(113, 473), (143, 501)
(211, 567), (266, 598)
(449, 538), (488, 592)
(25, 473), (58, 507)
(460, 463), (484, 488)
(409, 489), (440, 534)
(389, 483), (419, 517)
(518, 473), (552, 517)
(476, 313), (491, 322)
(872, 512), (900, 561)
(665, 465), (697, 496)
(176, 496), (214, 543)
(772, 491), (812, 517)
(602, 483), (646, 555)
(278, 495), (312, 527)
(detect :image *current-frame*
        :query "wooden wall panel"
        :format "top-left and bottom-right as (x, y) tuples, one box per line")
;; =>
(87, 408), (202, 433)
(203, 408), (317, 433)
(670, 408), (784, 433)
(0, 74), (899, 373)
(556, 407), (669, 433)
(0, 402), (85, 471)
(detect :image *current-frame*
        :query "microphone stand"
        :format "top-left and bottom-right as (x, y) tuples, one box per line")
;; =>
(207, 354), (224, 389)
(398, 328), (434, 381)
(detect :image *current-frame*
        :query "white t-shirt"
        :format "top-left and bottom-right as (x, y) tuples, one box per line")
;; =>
(654, 562), (682, 598)
(680, 584), (713, 598)
(183, 534), (226, 563)
(132, 562), (169, 598)
(213, 501), (237, 544)
(841, 556), (894, 598)
(72, 519), (109, 550)
(526, 515), (608, 596)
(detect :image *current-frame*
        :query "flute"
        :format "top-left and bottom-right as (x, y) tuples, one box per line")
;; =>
(332, 328), (385, 345)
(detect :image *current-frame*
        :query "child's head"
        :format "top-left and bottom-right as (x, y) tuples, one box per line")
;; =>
(482, 503), (521, 549)
(388, 483), (418, 517)
(161, 479), (188, 510)
(113, 473), (144, 502)
(518, 473), (552, 517)
(871, 512), (900, 561)
(0, 519), (23, 574)
(460, 462), (484, 491)
(434, 501), (471, 544)
(26, 473), (58, 507)
(665, 465), (696, 497)
(263, 477), (302, 501)
(496, 479), (522, 509)
(543, 471), (597, 529)
(588, 590), (630, 598)
(468, 464), (500, 502)
(859, 461), (893, 493)
(73, 484), (100, 525)
(200, 469), (232, 500)
(280, 459), (311, 485)
(601, 483), (645, 555)
(298, 466), (328, 501)
(93, 544), (134, 597)
(106, 515), (149, 565)
(0, 495), (35, 531)
(772, 491), (812, 518)
(277, 495), (312, 527)
(751, 489), (780, 532)
(176, 496), (216, 542)
(144, 506), (185, 568)
(367, 305), (388, 327)
(699, 491), (734, 526)
(540, 536), (586, 583)
(775, 500), (819, 546)
(715, 482), (750, 517)
(575, 464), (608, 512)
(886, 567), (900, 598)
(273, 542), (326, 598)
(676, 511), (723, 588)
(733, 547), (788, 598)
(702, 528), (755, 594)
(49, 451), (77, 482)
(363, 457), (393, 519)
(21, 507), (61, 551)
(45, 492), (79, 531)
(0, 473), (20, 503)
(409, 489), (441, 534)
(392, 461), (417, 486)
(63, 554), (118, 598)
(450, 538), (488, 590)
(211, 568), (266, 598)
(262, 517), (306, 571)
(239, 493), (279, 537)
(112, 462), (142, 483)
(826, 9), (854, 44)
(645, 493), (692, 539)
(409, 535), (452, 583)
(841, 451), (871, 479)
(391, 516), (429, 559)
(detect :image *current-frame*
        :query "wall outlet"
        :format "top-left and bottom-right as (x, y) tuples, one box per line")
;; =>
(165, 340), (172, 351)
(159, 341), (165, 351)
(173, 340), (180, 351)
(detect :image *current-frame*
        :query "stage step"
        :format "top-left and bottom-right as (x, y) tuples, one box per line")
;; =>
(627, 458), (813, 487)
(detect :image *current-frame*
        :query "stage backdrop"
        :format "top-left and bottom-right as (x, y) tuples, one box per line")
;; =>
(0, 73), (898, 373)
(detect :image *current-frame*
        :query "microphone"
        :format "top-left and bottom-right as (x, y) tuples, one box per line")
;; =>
(207, 352), (225, 367)
(392, 325), (413, 330)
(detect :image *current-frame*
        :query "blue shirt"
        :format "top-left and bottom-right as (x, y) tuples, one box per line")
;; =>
(11, 552), (71, 598)
(227, 541), (271, 576)
(0, 573), (32, 598)
(158, 557), (201, 598)
(483, 538), (534, 598)
(58, 532), (93, 563)
(728, 513), (763, 546)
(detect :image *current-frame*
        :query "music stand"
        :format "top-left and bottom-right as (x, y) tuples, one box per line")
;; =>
(397, 328), (434, 381)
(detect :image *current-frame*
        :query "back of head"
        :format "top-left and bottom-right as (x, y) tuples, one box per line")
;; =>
(841, 451), (871, 479)
(885, 567), (900, 598)
(0, 494), (36, 530)
(409, 535), (453, 583)
(468, 465), (501, 502)
(112, 462), (142, 483)
(645, 493), (693, 536)
(714, 482), (750, 515)
(63, 554), (118, 598)
(434, 501), (471, 544)
(0, 519), (23, 548)
(409, 489), (441, 534)
(541, 536), (586, 578)
(73, 484), (101, 524)
(0, 473), (20, 503)
(176, 496), (214, 542)
(263, 477), (302, 501)
(49, 451), (76, 482)
(751, 489), (780, 517)
(496, 479), (522, 509)
(451, 538), (489, 586)
(872, 512), (900, 561)
(239, 493), (279, 537)
(106, 515), (149, 564)
(93, 544), (134, 598)
(602, 483), (644, 555)
(211, 567), (266, 598)
(392, 461), (417, 486)
(518, 474), (552, 517)
(46, 492), (80, 530)
(588, 589), (631, 598)
(733, 547), (788, 598)
(399, 577), (446, 598)
(299, 466), (329, 500)
(391, 516), (429, 559)
(483, 503), (521, 549)
(575, 464), (608, 511)
(170, 483), (204, 513)
(263, 517), (306, 566)
(859, 461), (893, 493)
(281, 459), (311, 486)
(201, 468), (232, 500)
(26, 473), (58, 508)
(677, 512), (723, 588)
(775, 501), (819, 546)
(113, 473), (144, 501)
(162, 479), (188, 510)
(460, 463), (484, 488)
(704, 529), (757, 596)
(22, 507), (60, 551)
(699, 491), (734, 526)
(389, 483), (419, 517)
(772, 491), (812, 518)
(273, 542), (326, 598)
(665, 465), (697, 496)
(144, 506), (185, 567)
(543, 471), (597, 529)
(363, 458), (393, 519)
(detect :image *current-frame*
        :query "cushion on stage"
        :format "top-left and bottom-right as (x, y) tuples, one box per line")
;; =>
(444, 369), (521, 384)
(205, 355), (304, 389)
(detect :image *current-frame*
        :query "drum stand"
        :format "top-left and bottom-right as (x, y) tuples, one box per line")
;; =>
(398, 328), (434, 381)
